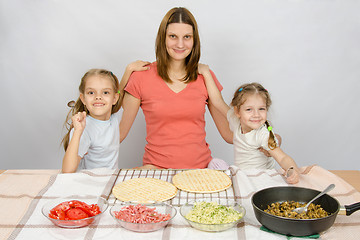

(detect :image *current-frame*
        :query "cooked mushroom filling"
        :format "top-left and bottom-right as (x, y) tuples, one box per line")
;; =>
(264, 201), (329, 219)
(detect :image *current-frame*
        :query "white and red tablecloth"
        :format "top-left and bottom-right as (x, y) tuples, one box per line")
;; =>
(0, 165), (359, 240)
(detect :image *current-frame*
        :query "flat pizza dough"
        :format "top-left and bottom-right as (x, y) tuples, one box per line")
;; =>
(112, 178), (178, 203)
(172, 169), (232, 193)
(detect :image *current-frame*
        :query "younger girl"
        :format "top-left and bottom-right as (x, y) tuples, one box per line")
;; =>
(199, 64), (300, 184)
(62, 61), (149, 173)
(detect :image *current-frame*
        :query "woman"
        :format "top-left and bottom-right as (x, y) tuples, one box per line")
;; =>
(119, 7), (233, 169)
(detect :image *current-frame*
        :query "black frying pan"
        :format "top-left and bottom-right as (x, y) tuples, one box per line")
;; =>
(251, 186), (360, 236)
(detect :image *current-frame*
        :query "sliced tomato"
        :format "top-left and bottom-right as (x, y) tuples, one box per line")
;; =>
(69, 200), (87, 208)
(66, 208), (89, 220)
(48, 212), (59, 219)
(53, 201), (71, 212)
(76, 205), (95, 217)
(56, 209), (67, 220)
(87, 204), (101, 216)
(49, 200), (101, 222)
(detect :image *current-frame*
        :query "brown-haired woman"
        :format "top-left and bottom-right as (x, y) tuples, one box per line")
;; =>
(120, 7), (232, 169)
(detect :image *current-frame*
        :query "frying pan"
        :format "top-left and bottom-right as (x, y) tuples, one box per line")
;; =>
(251, 186), (360, 236)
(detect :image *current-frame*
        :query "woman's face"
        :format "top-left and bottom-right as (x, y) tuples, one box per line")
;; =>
(165, 23), (194, 62)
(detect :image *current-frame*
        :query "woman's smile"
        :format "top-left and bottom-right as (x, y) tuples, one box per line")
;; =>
(165, 23), (194, 62)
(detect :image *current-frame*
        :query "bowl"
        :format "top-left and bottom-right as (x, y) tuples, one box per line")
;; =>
(41, 197), (108, 228)
(180, 199), (246, 232)
(110, 201), (177, 232)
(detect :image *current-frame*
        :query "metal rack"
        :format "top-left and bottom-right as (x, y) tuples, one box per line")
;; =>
(106, 169), (236, 207)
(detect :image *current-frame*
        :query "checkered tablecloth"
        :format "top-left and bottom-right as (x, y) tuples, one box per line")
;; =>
(1, 166), (359, 240)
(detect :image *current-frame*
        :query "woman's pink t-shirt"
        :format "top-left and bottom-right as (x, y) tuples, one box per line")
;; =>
(124, 62), (223, 169)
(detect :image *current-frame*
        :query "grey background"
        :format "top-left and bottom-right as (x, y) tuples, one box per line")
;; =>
(1, 0), (359, 170)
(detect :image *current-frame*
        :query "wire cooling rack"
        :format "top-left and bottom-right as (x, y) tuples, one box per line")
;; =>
(106, 169), (236, 207)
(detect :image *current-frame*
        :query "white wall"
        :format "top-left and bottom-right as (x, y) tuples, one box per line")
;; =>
(1, 0), (359, 170)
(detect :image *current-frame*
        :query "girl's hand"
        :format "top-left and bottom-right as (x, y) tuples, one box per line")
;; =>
(127, 60), (151, 73)
(71, 112), (86, 133)
(62, 112), (86, 173)
(198, 63), (210, 75)
(285, 167), (300, 184)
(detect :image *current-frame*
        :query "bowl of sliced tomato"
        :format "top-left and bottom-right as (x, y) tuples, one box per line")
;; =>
(42, 197), (108, 228)
(110, 201), (177, 232)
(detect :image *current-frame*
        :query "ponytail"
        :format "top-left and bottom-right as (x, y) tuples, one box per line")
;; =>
(265, 120), (277, 150)
(61, 98), (86, 151)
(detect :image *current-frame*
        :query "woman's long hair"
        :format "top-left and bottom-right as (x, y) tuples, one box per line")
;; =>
(155, 7), (201, 83)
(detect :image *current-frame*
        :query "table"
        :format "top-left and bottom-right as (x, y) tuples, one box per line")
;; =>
(1, 169), (359, 191)
(1, 167), (360, 240)
(329, 170), (360, 192)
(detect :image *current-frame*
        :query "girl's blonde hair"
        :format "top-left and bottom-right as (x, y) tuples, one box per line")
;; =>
(231, 82), (277, 149)
(155, 7), (201, 83)
(61, 69), (120, 151)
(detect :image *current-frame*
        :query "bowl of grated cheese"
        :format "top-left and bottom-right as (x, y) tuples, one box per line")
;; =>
(180, 199), (245, 232)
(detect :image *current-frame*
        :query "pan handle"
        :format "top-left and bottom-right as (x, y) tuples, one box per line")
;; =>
(339, 202), (360, 216)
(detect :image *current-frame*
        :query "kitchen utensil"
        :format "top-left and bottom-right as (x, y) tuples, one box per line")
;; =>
(293, 184), (335, 213)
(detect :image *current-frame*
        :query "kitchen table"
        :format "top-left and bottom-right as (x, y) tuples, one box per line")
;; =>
(1, 169), (359, 190)
(1, 166), (359, 240)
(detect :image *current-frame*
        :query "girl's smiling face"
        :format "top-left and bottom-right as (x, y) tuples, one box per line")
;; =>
(235, 94), (268, 134)
(165, 23), (194, 62)
(80, 75), (119, 121)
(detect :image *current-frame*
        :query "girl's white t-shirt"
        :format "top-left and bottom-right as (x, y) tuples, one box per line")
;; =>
(69, 111), (121, 170)
(227, 108), (276, 170)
